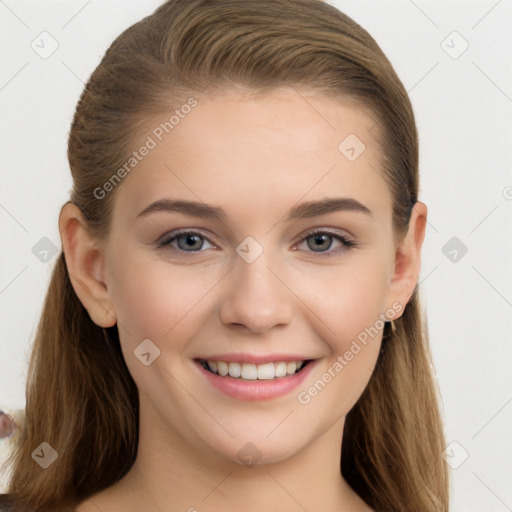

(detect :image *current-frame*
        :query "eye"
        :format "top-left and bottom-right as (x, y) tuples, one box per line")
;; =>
(157, 230), (215, 253)
(294, 229), (356, 256)
(157, 228), (356, 257)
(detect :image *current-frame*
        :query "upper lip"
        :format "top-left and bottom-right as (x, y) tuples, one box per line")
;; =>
(195, 353), (315, 364)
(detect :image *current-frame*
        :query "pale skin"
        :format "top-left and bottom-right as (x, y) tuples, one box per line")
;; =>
(60, 88), (427, 512)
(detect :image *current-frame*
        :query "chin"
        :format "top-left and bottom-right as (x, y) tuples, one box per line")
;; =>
(196, 428), (312, 469)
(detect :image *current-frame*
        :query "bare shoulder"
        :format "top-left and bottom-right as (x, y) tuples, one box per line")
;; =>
(74, 502), (92, 512)
(75, 494), (111, 512)
(74, 486), (130, 512)
(75, 497), (110, 512)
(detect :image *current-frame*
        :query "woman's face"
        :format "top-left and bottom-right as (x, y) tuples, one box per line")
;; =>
(98, 89), (409, 466)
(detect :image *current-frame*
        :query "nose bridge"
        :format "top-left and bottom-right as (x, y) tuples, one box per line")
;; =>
(219, 240), (294, 332)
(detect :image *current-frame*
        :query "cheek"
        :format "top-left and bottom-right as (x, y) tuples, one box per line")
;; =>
(106, 252), (217, 400)
(293, 254), (389, 407)
(107, 249), (200, 343)
(304, 253), (390, 346)
(294, 292), (387, 422)
(107, 247), (226, 359)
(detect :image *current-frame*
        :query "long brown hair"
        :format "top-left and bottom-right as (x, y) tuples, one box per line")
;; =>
(2, 1), (449, 510)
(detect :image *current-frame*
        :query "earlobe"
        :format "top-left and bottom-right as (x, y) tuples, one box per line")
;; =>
(58, 201), (117, 328)
(386, 201), (428, 317)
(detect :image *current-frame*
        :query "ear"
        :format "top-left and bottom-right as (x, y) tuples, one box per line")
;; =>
(385, 201), (427, 319)
(58, 201), (117, 328)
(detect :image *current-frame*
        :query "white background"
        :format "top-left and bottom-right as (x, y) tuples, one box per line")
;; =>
(1, 0), (511, 509)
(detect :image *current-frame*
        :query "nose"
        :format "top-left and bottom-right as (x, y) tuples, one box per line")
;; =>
(219, 251), (294, 334)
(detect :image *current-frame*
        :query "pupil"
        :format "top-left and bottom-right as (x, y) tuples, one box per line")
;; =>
(309, 234), (331, 251)
(180, 235), (202, 250)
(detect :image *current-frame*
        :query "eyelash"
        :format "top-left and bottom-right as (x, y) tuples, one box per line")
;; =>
(156, 228), (357, 257)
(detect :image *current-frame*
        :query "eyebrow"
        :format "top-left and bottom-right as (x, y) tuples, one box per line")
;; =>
(136, 197), (372, 223)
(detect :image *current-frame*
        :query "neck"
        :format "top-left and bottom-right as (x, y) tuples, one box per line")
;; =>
(92, 397), (371, 512)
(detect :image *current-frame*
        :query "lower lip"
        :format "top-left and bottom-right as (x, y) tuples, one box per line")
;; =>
(195, 361), (315, 402)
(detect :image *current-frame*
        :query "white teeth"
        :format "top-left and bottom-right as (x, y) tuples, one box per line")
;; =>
(274, 362), (287, 378)
(204, 360), (307, 380)
(286, 362), (297, 375)
(257, 363), (275, 380)
(217, 361), (229, 376)
(241, 363), (258, 380)
(228, 362), (241, 378)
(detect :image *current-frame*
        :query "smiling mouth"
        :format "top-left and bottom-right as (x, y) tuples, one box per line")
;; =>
(197, 359), (313, 380)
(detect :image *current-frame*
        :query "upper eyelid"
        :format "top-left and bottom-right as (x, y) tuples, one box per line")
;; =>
(157, 229), (215, 245)
(293, 227), (354, 244)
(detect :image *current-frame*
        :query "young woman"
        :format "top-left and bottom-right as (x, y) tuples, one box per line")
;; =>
(1, 0), (449, 510)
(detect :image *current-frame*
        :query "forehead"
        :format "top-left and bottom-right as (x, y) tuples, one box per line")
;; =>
(113, 89), (390, 225)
